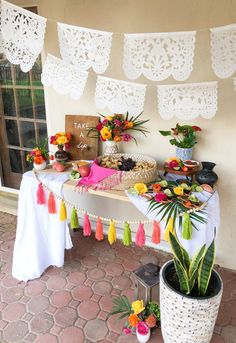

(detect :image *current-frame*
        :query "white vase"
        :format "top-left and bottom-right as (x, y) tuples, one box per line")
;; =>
(136, 328), (150, 343)
(104, 140), (119, 155)
(160, 260), (223, 343)
(33, 161), (47, 171)
(176, 147), (193, 161)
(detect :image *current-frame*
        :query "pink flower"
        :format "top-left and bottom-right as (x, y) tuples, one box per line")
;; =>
(96, 123), (103, 131)
(137, 321), (149, 335)
(64, 143), (70, 150)
(123, 327), (132, 335)
(114, 119), (122, 127)
(102, 119), (108, 125)
(122, 133), (132, 142)
(154, 192), (167, 202)
(169, 160), (179, 168)
(50, 135), (56, 144)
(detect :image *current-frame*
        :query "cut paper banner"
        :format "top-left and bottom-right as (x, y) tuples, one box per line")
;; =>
(210, 24), (236, 78)
(41, 54), (88, 100)
(57, 22), (113, 74)
(157, 81), (218, 120)
(95, 76), (146, 115)
(1, 0), (47, 72)
(123, 31), (196, 81)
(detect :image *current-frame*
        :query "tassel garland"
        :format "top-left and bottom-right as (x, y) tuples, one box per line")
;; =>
(164, 217), (174, 242)
(70, 207), (79, 230)
(47, 192), (56, 214)
(108, 220), (116, 244)
(135, 223), (146, 247)
(83, 213), (92, 236)
(59, 200), (67, 221)
(37, 182), (46, 205)
(152, 220), (161, 244)
(95, 217), (104, 241)
(182, 212), (193, 240)
(123, 222), (132, 246)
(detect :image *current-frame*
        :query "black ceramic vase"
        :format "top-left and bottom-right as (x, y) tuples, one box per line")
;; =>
(195, 161), (218, 186)
(55, 145), (68, 163)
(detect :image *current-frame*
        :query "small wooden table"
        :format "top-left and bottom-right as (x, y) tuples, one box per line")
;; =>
(163, 164), (199, 182)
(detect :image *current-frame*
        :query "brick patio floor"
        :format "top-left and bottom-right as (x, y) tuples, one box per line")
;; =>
(0, 211), (235, 342)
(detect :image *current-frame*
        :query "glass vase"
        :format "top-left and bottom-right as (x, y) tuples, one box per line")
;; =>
(104, 141), (119, 155)
(136, 328), (150, 343)
(55, 145), (69, 162)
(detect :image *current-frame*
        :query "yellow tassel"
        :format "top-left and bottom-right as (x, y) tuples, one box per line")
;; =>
(164, 217), (174, 242)
(59, 200), (67, 221)
(108, 220), (116, 245)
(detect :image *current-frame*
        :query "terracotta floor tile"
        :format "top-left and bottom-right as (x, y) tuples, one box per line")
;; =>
(50, 290), (72, 308)
(84, 319), (108, 342)
(78, 299), (100, 320)
(2, 302), (26, 321)
(60, 326), (84, 343)
(54, 306), (77, 327)
(3, 320), (28, 342)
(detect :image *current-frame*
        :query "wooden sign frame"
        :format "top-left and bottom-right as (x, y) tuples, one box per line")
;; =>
(65, 114), (99, 160)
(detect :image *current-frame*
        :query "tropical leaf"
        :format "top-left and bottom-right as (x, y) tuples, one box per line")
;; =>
(198, 239), (215, 296)
(174, 259), (190, 294)
(169, 232), (185, 268)
(159, 130), (171, 136)
(189, 245), (206, 278)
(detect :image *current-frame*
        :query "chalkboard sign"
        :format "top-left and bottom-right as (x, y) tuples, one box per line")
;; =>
(65, 115), (99, 160)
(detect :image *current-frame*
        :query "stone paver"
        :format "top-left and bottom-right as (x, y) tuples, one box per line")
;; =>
(0, 211), (235, 342)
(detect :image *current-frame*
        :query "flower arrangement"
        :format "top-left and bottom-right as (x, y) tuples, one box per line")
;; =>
(26, 142), (49, 165)
(159, 123), (202, 148)
(49, 132), (71, 149)
(108, 296), (160, 335)
(128, 180), (207, 239)
(88, 112), (149, 143)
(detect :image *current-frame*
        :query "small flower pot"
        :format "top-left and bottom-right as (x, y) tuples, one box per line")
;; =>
(103, 141), (119, 155)
(33, 161), (47, 171)
(136, 328), (150, 343)
(176, 147), (193, 161)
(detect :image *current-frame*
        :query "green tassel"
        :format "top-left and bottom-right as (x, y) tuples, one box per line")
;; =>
(123, 222), (132, 246)
(70, 207), (79, 230)
(182, 212), (192, 240)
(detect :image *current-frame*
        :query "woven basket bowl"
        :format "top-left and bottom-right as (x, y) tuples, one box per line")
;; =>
(97, 153), (157, 190)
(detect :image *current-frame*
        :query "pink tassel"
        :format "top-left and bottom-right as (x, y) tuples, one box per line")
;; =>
(135, 223), (146, 247)
(83, 213), (92, 236)
(95, 217), (104, 241)
(48, 192), (57, 214)
(37, 182), (46, 205)
(152, 220), (161, 244)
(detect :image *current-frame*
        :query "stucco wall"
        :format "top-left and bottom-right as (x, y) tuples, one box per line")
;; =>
(11, 0), (236, 269)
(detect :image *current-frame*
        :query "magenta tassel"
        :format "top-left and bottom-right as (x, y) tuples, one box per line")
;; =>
(135, 223), (146, 247)
(152, 220), (161, 244)
(83, 213), (92, 236)
(37, 182), (46, 205)
(48, 192), (57, 214)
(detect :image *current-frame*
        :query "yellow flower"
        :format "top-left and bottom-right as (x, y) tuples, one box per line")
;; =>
(166, 157), (180, 163)
(134, 183), (148, 195)
(106, 115), (114, 121)
(101, 127), (112, 140)
(57, 136), (68, 145)
(124, 121), (134, 129)
(132, 300), (145, 315)
(173, 186), (184, 196)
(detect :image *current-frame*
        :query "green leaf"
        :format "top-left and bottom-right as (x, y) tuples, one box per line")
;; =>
(159, 130), (171, 136)
(169, 232), (186, 268)
(174, 259), (190, 294)
(198, 239), (215, 296)
(189, 244), (206, 278)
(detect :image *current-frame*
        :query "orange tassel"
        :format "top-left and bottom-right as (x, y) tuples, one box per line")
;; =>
(48, 192), (56, 214)
(152, 220), (161, 244)
(95, 217), (104, 241)
(37, 182), (46, 205)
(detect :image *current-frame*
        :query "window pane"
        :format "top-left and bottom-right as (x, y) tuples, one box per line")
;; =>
(15, 65), (30, 86)
(37, 122), (48, 144)
(5, 119), (20, 146)
(32, 58), (43, 86)
(2, 88), (16, 116)
(0, 57), (13, 85)
(20, 121), (36, 148)
(9, 149), (23, 173)
(35, 89), (46, 119)
(17, 89), (33, 118)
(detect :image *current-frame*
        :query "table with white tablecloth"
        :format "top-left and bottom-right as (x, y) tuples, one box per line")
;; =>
(12, 171), (72, 282)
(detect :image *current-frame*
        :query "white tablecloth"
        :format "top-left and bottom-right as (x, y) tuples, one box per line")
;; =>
(12, 171), (72, 282)
(127, 190), (220, 257)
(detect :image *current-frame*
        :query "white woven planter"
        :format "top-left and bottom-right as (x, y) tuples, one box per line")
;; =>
(160, 260), (223, 343)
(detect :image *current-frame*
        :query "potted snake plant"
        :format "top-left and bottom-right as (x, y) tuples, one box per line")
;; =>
(160, 232), (222, 343)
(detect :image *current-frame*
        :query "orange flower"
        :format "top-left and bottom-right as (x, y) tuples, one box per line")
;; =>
(34, 156), (44, 164)
(152, 183), (162, 192)
(66, 133), (72, 140)
(35, 149), (42, 156)
(114, 135), (122, 142)
(124, 121), (134, 129)
(128, 314), (140, 327)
